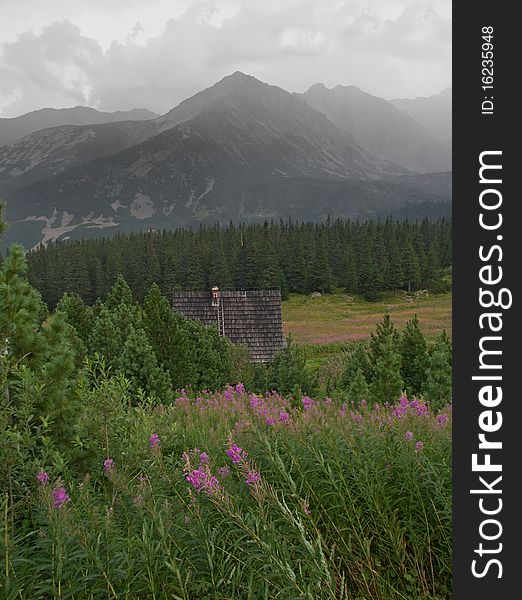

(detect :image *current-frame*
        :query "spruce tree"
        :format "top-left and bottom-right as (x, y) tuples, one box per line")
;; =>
(0, 225), (79, 447)
(400, 315), (429, 396)
(347, 369), (370, 405)
(117, 326), (172, 403)
(423, 332), (452, 411)
(341, 342), (373, 389)
(371, 336), (403, 404)
(142, 283), (191, 388)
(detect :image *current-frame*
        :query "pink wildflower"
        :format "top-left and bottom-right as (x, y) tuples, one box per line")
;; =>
(103, 458), (115, 472)
(245, 470), (261, 486)
(226, 443), (246, 464)
(436, 414), (448, 426)
(218, 466), (230, 477)
(36, 470), (49, 484)
(52, 487), (70, 510)
(302, 396), (314, 410)
(279, 409), (289, 423)
(199, 452), (210, 465)
(415, 441), (424, 452)
(149, 433), (160, 449)
(404, 431), (413, 441)
(186, 468), (220, 495)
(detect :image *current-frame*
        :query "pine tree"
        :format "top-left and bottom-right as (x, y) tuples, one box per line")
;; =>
(0, 228), (79, 447)
(142, 283), (190, 388)
(341, 342), (373, 389)
(105, 274), (134, 309)
(402, 241), (421, 292)
(369, 314), (400, 374)
(347, 369), (370, 405)
(371, 336), (403, 404)
(400, 315), (429, 396)
(267, 335), (317, 396)
(423, 332), (452, 411)
(343, 247), (359, 294)
(117, 326), (172, 403)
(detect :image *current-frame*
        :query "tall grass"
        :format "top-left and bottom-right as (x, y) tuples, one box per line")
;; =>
(1, 376), (451, 599)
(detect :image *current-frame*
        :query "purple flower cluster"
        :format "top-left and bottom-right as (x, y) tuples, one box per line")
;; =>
(186, 468), (220, 495)
(36, 470), (49, 484)
(302, 396), (314, 411)
(436, 413), (449, 426)
(52, 487), (70, 510)
(392, 395), (429, 419)
(149, 433), (160, 449)
(279, 409), (289, 423)
(245, 470), (261, 486)
(226, 443), (246, 464)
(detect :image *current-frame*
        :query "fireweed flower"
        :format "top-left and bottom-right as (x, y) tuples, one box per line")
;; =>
(415, 441), (424, 452)
(226, 443), (246, 464)
(350, 412), (363, 423)
(103, 458), (115, 472)
(186, 468), (220, 495)
(404, 431), (413, 441)
(199, 452), (210, 465)
(36, 470), (49, 484)
(245, 470), (261, 486)
(235, 382), (245, 394)
(279, 409), (289, 423)
(149, 433), (160, 449)
(52, 487), (70, 509)
(437, 414), (449, 426)
(265, 416), (276, 426)
(302, 396), (314, 411)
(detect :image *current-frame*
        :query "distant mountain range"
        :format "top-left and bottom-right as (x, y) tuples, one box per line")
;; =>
(298, 84), (451, 173)
(391, 88), (451, 143)
(0, 106), (158, 148)
(0, 73), (451, 250)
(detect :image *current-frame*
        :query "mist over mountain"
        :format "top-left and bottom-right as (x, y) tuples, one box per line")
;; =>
(0, 106), (158, 148)
(0, 73), (451, 250)
(298, 83), (451, 173)
(391, 88), (451, 143)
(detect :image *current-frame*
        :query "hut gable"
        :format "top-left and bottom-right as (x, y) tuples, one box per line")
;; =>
(172, 289), (285, 363)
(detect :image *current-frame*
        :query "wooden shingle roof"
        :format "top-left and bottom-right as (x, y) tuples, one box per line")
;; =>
(172, 289), (285, 363)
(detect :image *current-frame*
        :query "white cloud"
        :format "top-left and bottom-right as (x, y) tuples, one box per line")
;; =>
(0, 0), (451, 117)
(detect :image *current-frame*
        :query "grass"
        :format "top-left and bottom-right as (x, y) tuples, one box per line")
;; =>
(283, 291), (451, 345)
(1, 381), (452, 599)
(282, 291), (452, 369)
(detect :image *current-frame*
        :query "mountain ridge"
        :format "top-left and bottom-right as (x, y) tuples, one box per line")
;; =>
(0, 72), (451, 250)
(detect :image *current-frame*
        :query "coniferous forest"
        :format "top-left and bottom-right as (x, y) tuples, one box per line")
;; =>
(25, 218), (451, 307)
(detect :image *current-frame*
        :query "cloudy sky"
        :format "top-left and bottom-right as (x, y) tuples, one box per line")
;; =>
(0, 0), (451, 118)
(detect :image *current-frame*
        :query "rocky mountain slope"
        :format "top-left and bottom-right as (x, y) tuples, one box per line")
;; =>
(298, 83), (450, 173)
(0, 73), (451, 250)
(0, 106), (158, 148)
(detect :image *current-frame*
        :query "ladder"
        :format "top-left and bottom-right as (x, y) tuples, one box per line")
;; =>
(216, 299), (225, 337)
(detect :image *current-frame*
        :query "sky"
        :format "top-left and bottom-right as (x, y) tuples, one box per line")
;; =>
(0, 0), (451, 118)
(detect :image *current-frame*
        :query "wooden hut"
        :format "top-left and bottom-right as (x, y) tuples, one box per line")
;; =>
(172, 288), (285, 363)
